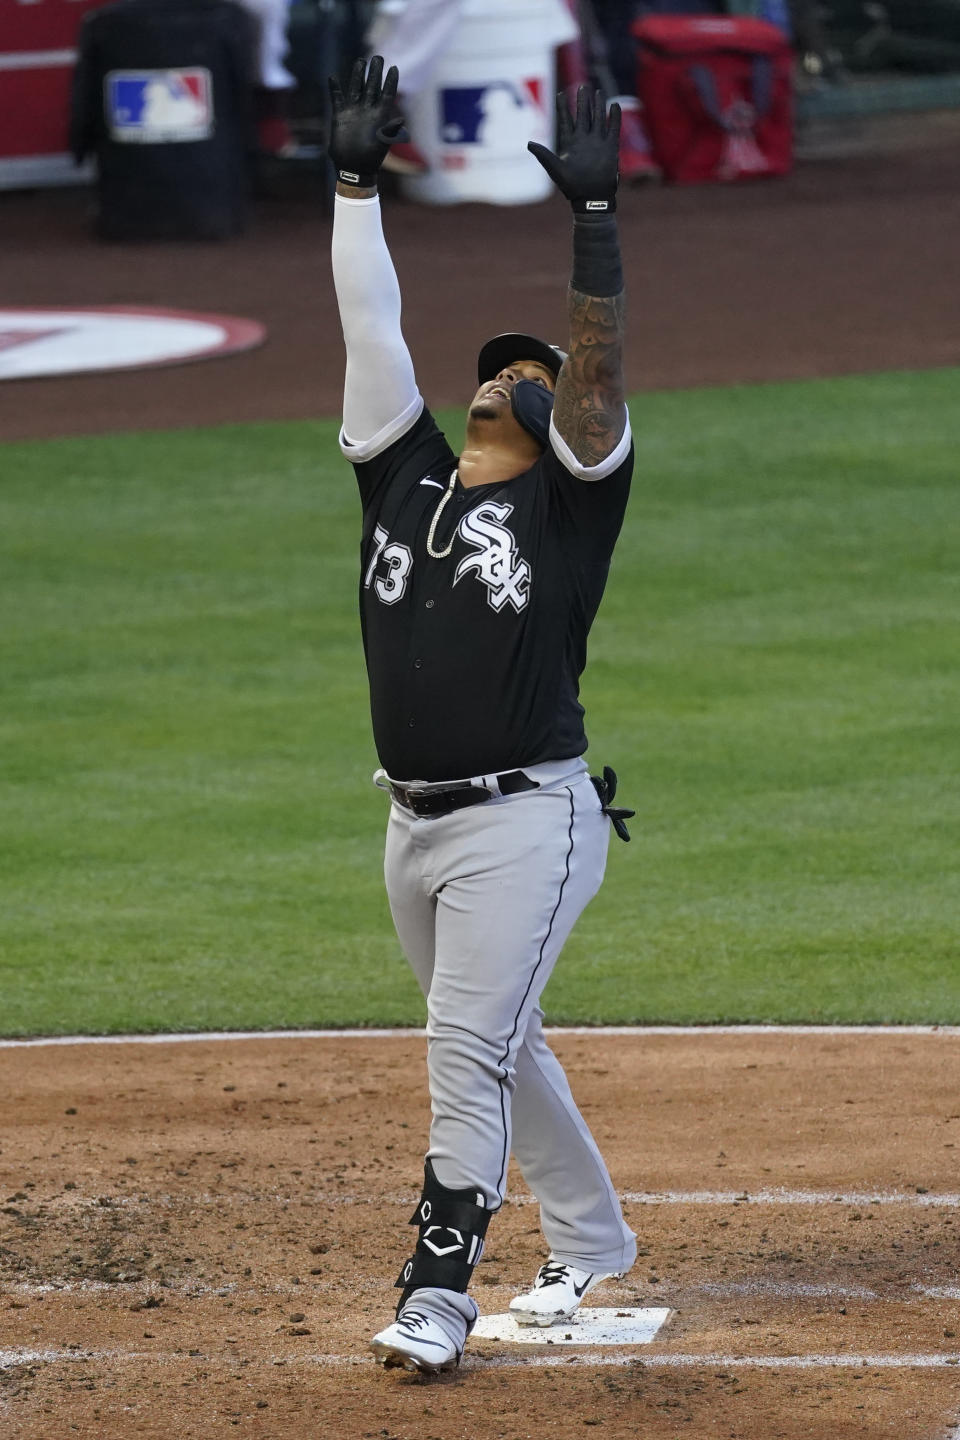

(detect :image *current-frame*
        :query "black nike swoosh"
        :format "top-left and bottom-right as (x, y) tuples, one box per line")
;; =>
(395, 1332), (449, 1349)
(571, 1275), (594, 1298)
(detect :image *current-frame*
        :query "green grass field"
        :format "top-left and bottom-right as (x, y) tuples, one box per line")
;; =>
(2, 369), (958, 1035)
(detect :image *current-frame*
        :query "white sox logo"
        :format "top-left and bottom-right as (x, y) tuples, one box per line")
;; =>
(364, 503), (531, 611)
(454, 502), (531, 613)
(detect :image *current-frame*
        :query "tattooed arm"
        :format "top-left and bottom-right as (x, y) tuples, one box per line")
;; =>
(552, 283), (627, 467)
(527, 89), (628, 471)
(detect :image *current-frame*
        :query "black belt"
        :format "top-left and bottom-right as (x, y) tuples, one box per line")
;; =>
(388, 769), (538, 818)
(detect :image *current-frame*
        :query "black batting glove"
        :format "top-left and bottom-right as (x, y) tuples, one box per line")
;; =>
(328, 55), (407, 188)
(527, 87), (621, 214)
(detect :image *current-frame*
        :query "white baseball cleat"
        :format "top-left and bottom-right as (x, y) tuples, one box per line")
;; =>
(370, 1305), (463, 1374)
(509, 1259), (619, 1327)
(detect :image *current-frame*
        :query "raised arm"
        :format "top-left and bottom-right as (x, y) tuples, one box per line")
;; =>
(529, 90), (627, 471)
(328, 57), (420, 450)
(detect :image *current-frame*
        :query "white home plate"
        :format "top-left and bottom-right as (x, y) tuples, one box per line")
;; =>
(0, 306), (265, 380)
(473, 1307), (672, 1346)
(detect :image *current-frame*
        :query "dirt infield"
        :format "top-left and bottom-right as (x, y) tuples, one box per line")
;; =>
(3, 110), (960, 442)
(2, 1030), (959, 1439)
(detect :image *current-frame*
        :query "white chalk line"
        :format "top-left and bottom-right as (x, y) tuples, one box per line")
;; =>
(0, 1278), (879, 1301)
(476, 1352), (960, 1372)
(6, 1276), (958, 1306)
(1, 1346), (959, 1373)
(699, 1279), (879, 1300)
(13, 1186), (960, 1211)
(2, 1024), (959, 1049)
(623, 1189), (960, 1207)
(5, 1279), (255, 1298)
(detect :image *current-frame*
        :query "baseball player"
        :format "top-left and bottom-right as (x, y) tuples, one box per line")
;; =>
(328, 56), (638, 1374)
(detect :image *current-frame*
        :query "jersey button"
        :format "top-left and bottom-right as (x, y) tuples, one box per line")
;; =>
(425, 599), (435, 609)
(408, 718), (415, 728)
(413, 658), (422, 669)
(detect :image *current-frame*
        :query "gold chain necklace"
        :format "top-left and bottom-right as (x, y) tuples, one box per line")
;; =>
(425, 468), (459, 559)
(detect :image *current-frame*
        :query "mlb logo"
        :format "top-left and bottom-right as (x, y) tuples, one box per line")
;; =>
(105, 69), (213, 144)
(440, 80), (544, 147)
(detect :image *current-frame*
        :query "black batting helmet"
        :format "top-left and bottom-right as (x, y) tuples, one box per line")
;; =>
(477, 332), (566, 385)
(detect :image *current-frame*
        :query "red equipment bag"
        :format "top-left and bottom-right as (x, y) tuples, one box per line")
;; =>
(632, 15), (793, 185)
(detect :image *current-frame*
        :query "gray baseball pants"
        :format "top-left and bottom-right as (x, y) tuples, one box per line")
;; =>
(383, 758), (637, 1276)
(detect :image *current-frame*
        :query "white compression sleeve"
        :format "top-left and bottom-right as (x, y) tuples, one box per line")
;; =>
(332, 193), (421, 455)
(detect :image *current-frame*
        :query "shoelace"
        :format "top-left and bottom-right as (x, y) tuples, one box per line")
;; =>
(534, 1262), (576, 1290)
(396, 1309), (432, 1334)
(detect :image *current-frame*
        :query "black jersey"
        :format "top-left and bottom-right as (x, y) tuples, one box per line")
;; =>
(350, 405), (632, 782)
